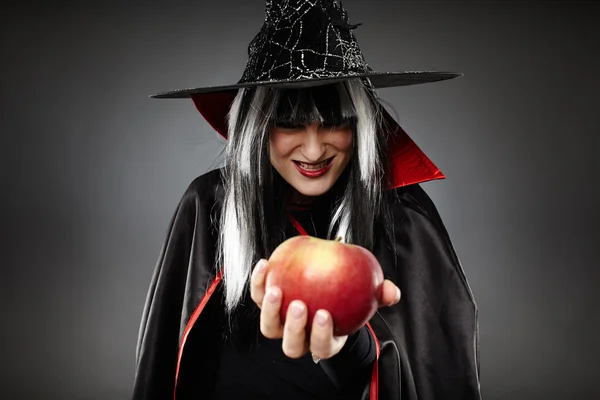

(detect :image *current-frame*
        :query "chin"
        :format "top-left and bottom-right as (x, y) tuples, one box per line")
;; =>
(290, 178), (335, 197)
(295, 186), (330, 197)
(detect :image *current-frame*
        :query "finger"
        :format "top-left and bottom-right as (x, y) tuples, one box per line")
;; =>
(250, 259), (269, 308)
(378, 280), (401, 307)
(309, 309), (333, 359)
(281, 300), (308, 358)
(260, 286), (283, 339)
(309, 309), (347, 359)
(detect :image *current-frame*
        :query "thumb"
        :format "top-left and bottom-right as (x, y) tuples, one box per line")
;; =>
(378, 279), (401, 307)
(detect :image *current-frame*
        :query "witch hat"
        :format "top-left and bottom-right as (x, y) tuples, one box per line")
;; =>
(152, 0), (459, 98)
(151, 0), (460, 188)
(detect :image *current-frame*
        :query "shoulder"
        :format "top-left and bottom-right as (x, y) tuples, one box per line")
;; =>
(387, 183), (442, 224)
(164, 168), (225, 235)
(385, 183), (455, 250)
(379, 184), (464, 303)
(185, 167), (225, 201)
(177, 167), (225, 213)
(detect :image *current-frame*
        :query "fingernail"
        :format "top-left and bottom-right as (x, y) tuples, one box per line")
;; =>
(267, 287), (280, 303)
(290, 301), (305, 319)
(395, 287), (401, 303)
(316, 310), (328, 326)
(257, 260), (267, 273)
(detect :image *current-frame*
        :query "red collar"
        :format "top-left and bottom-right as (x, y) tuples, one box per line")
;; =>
(190, 91), (444, 189)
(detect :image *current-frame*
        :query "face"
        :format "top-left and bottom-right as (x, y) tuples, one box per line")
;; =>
(269, 121), (353, 198)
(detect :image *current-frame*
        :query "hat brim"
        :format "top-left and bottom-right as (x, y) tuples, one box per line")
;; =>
(150, 71), (461, 99)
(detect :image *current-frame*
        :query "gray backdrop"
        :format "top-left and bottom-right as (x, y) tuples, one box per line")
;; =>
(1, 1), (598, 399)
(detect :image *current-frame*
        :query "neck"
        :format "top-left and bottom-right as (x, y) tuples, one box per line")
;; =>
(288, 190), (315, 206)
(284, 187), (336, 213)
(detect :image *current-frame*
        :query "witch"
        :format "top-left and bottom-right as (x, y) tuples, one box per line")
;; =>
(132, 1), (482, 399)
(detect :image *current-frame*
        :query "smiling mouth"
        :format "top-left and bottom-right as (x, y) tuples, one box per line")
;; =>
(293, 157), (335, 170)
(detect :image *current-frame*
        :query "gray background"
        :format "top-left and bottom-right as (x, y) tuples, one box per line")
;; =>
(1, 1), (598, 399)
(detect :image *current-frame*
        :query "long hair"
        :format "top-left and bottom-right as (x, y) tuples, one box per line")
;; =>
(217, 79), (392, 312)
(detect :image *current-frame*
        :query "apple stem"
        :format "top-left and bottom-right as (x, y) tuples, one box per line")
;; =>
(334, 236), (342, 242)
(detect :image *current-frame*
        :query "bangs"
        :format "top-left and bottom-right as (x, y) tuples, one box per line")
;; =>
(271, 83), (357, 126)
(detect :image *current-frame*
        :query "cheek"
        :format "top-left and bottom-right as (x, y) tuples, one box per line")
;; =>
(332, 130), (353, 154)
(269, 133), (294, 164)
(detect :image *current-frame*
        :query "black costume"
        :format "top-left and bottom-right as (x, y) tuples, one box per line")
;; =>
(133, 169), (481, 400)
(133, 1), (482, 398)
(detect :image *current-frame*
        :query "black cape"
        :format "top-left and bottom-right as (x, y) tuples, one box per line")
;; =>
(132, 168), (482, 400)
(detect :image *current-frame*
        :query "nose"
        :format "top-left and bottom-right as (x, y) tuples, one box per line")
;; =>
(301, 122), (326, 162)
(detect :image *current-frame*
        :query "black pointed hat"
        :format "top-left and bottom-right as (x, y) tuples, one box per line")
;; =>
(151, 0), (460, 98)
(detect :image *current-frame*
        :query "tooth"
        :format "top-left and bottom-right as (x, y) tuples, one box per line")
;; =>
(300, 161), (326, 170)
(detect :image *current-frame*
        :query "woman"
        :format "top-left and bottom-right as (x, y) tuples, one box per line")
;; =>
(133, 1), (481, 399)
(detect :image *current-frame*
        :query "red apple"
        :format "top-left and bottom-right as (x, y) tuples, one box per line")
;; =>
(265, 235), (384, 336)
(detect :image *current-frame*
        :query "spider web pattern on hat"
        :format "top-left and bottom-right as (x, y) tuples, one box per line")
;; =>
(239, 0), (372, 84)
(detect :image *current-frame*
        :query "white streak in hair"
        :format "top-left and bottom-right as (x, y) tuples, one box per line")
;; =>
(219, 87), (280, 310)
(241, 93), (263, 174)
(345, 80), (379, 193)
(226, 88), (244, 155)
(219, 185), (252, 310)
(220, 88), (255, 311)
(330, 198), (351, 243)
(326, 80), (382, 244)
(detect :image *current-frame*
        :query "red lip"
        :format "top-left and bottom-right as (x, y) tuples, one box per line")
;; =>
(293, 157), (334, 178)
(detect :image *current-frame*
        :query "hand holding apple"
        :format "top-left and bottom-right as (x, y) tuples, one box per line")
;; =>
(266, 235), (390, 336)
(249, 236), (401, 361)
(250, 258), (350, 360)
